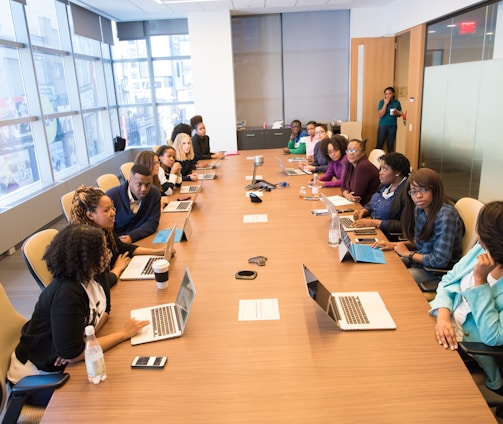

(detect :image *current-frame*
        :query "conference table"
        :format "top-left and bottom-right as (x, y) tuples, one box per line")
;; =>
(42, 150), (496, 423)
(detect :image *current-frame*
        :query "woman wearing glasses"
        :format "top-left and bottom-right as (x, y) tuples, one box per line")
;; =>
(316, 135), (348, 188)
(341, 139), (380, 205)
(375, 168), (464, 286)
(70, 186), (164, 285)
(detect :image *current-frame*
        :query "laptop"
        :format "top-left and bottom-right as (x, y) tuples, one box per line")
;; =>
(320, 193), (374, 232)
(163, 199), (193, 213)
(120, 223), (177, 280)
(302, 264), (395, 330)
(130, 267), (196, 345)
(198, 172), (216, 180)
(196, 161), (216, 170)
(275, 157), (311, 176)
(339, 226), (386, 264)
(180, 185), (201, 194)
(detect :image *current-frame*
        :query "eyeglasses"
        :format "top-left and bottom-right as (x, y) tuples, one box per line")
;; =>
(408, 187), (431, 196)
(314, 130), (326, 135)
(346, 149), (361, 154)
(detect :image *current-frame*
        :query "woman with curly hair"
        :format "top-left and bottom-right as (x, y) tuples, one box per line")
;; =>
(70, 186), (164, 285)
(7, 224), (149, 399)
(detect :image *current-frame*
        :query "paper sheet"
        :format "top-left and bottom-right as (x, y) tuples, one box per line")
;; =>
(238, 298), (280, 321)
(243, 214), (268, 223)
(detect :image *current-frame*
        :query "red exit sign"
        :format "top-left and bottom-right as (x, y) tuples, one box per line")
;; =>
(459, 21), (476, 34)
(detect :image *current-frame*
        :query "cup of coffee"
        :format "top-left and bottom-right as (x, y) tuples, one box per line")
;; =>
(390, 108), (396, 116)
(152, 259), (169, 289)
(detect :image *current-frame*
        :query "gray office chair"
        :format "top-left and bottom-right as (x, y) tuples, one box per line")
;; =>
(0, 283), (69, 424)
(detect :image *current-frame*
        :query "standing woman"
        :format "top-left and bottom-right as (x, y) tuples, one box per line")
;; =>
(7, 224), (148, 394)
(317, 135), (348, 188)
(341, 139), (380, 205)
(375, 168), (464, 287)
(377, 86), (402, 152)
(172, 133), (198, 181)
(352, 152), (410, 239)
(156, 145), (182, 196)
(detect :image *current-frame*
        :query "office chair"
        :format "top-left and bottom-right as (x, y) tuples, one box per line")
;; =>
(120, 162), (134, 181)
(339, 121), (362, 141)
(368, 149), (385, 169)
(21, 229), (58, 290)
(0, 283), (69, 424)
(60, 190), (75, 223)
(420, 197), (485, 296)
(96, 174), (120, 192)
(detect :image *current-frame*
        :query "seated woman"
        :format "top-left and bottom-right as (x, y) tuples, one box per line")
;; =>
(70, 186), (165, 285)
(316, 135), (348, 188)
(375, 168), (464, 287)
(134, 150), (162, 193)
(7, 224), (149, 399)
(430, 201), (503, 396)
(341, 138), (380, 205)
(299, 123), (330, 173)
(172, 133), (198, 182)
(191, 121), (224, 163)
(156, 145), (182, 196)
(352, 152), (410, 239)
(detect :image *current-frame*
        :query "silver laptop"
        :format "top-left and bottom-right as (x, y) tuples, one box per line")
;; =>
(198, 172), (216, 180)
(302, 264), (395, 331)
(163, 199), (193, 213)
(130, 267), (196, 345)
(320, 193), (374, 232)
(275, 157), (311, 176)
(179, 185), (201, 194)
(176, 211), (193, 242)
(339, 226), (386, 264)
(196, 161), (216, 170)
(120, 223), (176, 280)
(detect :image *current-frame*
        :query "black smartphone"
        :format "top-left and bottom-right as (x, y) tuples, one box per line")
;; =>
(131, 356), (167, 369)
(336, 208), (354, 213)
(354, 229), (377, 235)
(355, 237), (378, 244)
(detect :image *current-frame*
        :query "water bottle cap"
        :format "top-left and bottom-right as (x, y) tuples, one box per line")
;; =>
(85, 325), (95, 336)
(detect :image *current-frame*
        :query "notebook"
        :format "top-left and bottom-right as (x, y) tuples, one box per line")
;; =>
(339, 226), (386, 264)
(120, 223), (177, 280)
(275, 157), (311, 176)
(130, 267), (196, 345)
(302, 264), (395, 331)
(180, 185), (201, 194)
(320, 193), (374, 232)
(163, 200), (193, 213)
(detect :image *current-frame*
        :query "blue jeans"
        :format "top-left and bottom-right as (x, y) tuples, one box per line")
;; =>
(377, 125), (397, 152)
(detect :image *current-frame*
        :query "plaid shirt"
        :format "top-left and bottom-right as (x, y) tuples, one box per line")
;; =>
(415, 202), (463, 269)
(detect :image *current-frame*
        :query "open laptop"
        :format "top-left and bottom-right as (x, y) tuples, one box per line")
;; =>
(302, 264), (395, 330)
(320, 193), (374, 232)
(198, 172), (216, 180)
(120, 223), (177, 280)
(180, 184), (201, 194)
(163, 199), (193, 213)
(196, 161), (217, 170)
(275, 157), (311, 176)
(339, 226), (386, 264)
(130, 267), (196, 345)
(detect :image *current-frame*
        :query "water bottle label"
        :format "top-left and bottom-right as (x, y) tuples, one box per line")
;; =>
(328, 229), (340, 246)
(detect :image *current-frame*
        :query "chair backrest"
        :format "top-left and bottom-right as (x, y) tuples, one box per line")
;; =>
(340, 121), (362, 141)
(152, 145), (161, 154)
(0, 282), (27, 414)
(96, 174), (120, 192)
(60, 190), (75, 223)
(455, 197), (485, 256)
(120, 162), (134, 181)
(368, 149), (385, 169)
(21, 229), (59, 290)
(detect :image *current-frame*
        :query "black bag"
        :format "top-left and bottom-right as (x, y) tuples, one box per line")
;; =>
(114, 136), (126, 152)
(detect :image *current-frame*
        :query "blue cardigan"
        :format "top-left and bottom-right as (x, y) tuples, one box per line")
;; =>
(430, 243), (503, 390)
(106, 182), (161, 243)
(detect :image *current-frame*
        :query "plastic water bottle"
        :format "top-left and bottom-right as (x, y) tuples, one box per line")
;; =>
(84, 325), (107, 384)
(311, 173), (319, 198)
(328, 212), (340, 247)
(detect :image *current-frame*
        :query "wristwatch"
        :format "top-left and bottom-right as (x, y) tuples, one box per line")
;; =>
(408, 252), (415, 267)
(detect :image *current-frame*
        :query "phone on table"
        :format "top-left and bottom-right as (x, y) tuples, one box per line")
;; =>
(355, 237), (378, 244)
(354, 229), (377, 235)
(131, 356), (167, 369)
(336, 208), (354, 213)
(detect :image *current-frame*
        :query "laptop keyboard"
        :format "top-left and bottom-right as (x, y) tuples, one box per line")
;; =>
(188, 186), (198, 192)
(339, 296), (369, 324)
(176, 201), (191, 210)
(151, 305), (176, 337)
(340, 217), (353, 228)
(141, 257), (162, 275)
(352, 245), (379, 262)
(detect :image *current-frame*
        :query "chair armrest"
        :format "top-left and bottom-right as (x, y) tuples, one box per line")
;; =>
(11, 373), (69, 394)
(419, 279), (441, 292)
(459, 342), (503, 357)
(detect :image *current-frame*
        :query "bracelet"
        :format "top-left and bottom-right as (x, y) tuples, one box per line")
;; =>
(408, 252), (415, 267)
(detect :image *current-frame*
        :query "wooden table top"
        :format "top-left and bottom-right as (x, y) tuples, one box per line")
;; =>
(42, 150), (495, 423)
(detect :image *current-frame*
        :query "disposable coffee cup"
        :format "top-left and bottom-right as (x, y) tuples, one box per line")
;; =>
(390, 108), (396, 116)
(152, 259), (169, 289)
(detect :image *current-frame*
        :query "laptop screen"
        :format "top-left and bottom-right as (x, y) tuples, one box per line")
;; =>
(303, 265), (338, 323)
(175, 268), (196, 331)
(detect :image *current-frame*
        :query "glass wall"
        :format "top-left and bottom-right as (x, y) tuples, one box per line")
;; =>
(0, 0), (193, 208)
(421, 0), (502, 201)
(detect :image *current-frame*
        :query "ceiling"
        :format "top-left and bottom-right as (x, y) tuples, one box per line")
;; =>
(74, 0), (395, 22)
